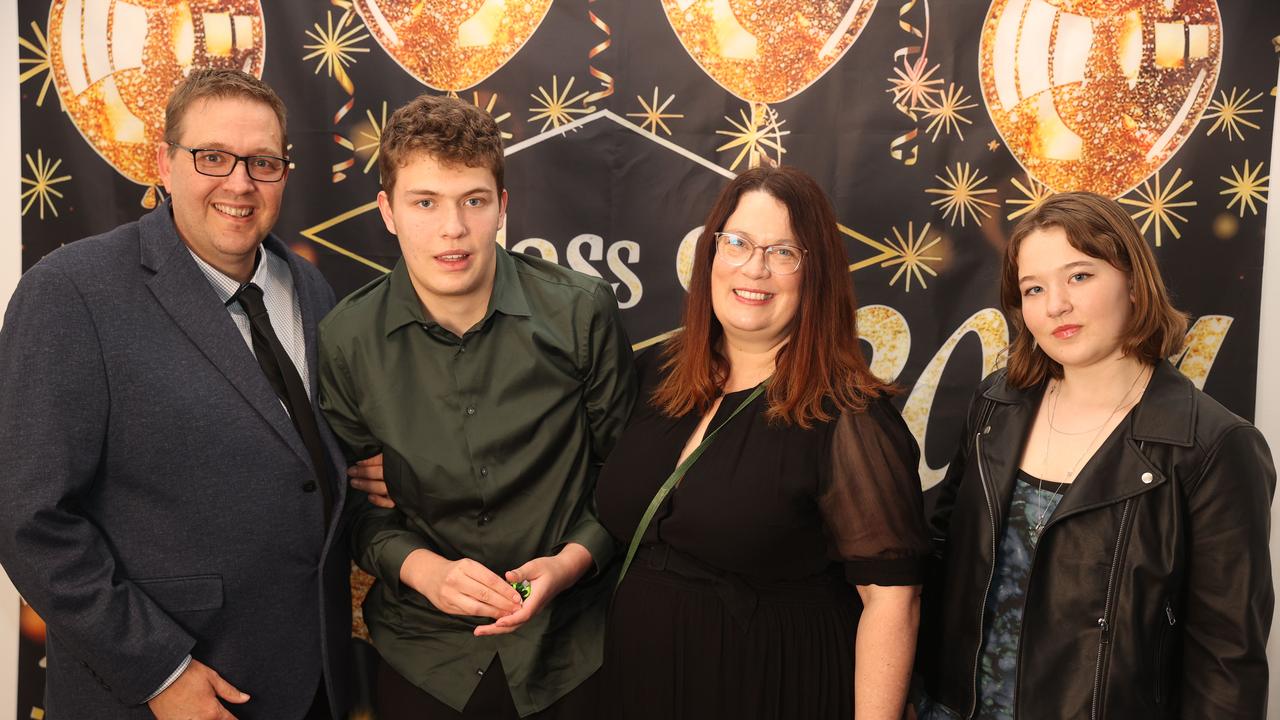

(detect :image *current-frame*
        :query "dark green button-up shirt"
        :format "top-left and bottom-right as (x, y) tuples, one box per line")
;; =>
(317, 247), (636, 714)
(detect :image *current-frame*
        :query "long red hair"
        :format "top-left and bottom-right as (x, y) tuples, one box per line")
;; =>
(652, 166), (890, 428)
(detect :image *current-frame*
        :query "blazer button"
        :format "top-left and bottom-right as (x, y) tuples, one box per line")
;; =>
(1140, 472), (1154, 484)
(302, 480), (318, 492)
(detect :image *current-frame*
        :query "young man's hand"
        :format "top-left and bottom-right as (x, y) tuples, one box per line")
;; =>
(400, 549), (524, 619)
(473, 543), (594, 637)
(348, 453), (393, 508)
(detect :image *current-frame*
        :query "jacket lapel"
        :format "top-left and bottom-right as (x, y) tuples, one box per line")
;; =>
(979, 377), (1042, 531)
(139, 207), (313, 470)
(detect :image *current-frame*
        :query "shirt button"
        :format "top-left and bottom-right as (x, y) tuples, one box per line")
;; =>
(476, 668), (486, 677)
(302, 481), (318, 492)
(1140, 471), (1154, 484)
(459, 345), (467, 353)
(478, 513), (492, 526)
(465, 407), (476, 416)
(479, 466), (489, 477)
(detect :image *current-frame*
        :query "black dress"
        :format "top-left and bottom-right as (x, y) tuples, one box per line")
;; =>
(596, 351), (930, 720)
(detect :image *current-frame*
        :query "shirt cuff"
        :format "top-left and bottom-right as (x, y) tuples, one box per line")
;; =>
(376, 533), (432, 596)
(143, 654), (192, 703)
(560, 520), (616, 576)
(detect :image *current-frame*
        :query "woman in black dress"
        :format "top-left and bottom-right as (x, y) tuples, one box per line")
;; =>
(596, 166), (929, 719)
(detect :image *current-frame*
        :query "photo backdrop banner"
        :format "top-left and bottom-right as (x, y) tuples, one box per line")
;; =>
(15, 1), (1278, 716)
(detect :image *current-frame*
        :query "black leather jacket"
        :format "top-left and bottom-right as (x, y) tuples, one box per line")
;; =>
(921, 361), (1275, 719)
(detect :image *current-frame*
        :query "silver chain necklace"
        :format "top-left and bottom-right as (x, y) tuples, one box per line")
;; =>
(1034, 366), (1149, 538)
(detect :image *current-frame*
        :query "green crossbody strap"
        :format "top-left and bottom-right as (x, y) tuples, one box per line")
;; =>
(615, 381), (767, 589)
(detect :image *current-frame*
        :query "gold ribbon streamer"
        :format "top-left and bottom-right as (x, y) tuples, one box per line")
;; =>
(584, 0), (614, 105)
(888, 0), (929, 166)
(328, 3), (359, 183)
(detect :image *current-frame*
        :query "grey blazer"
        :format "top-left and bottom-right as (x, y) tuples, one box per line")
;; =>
(0, 205), (351, 719)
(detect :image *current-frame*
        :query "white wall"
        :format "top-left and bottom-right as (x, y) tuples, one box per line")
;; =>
(0, 1), (23, 717)
(1262, 61), (1280, 720)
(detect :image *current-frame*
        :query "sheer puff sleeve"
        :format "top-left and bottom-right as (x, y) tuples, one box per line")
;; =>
(819, 397), (930, 587)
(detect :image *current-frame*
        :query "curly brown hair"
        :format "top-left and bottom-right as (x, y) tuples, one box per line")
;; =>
(378, 94), (504, 195)
(163, 68), (287, 152)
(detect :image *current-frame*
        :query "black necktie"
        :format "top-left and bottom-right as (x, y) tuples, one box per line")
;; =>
(235, 283), (334, 528)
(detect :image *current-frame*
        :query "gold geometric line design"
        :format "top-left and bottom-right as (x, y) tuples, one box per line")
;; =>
(879, 221), (943, 291)
(1117, 168), (1196, 247)
(632, 329), (680, 352)
(1006, 173), (1053, 221)
(528, 76), (594, 132)
(925, 163), (997, 226)
(20, 149), (71, 219)
(921, 83), (977, 142)
(1219, 160), (1269, 218)
(354, 102), (387, 174)
(841, 223), (899, 272)
(1201, 87), (1264, 142)
(303, 9), (370, 79)
(298, 200), (390, 273)
(625, 87), (683, 136)
(18, 21), (54, 108)
(715, 104), (788, 172)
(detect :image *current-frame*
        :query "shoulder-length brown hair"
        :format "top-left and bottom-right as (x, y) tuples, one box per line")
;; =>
(652, 166), (890, 427)
(1001, 191), (1188, 388)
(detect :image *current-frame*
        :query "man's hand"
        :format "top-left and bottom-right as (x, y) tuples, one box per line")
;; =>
(400, 549), (524, 620)
(147, 659), (248, 720)
(348, 454), (392, 508)
(474, 543), (593, 637)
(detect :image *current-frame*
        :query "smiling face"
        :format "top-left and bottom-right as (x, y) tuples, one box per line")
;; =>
(1016, 225), (1135, 372)
(156, 96), (286, 282)
(378, 151), (507, 315)
(709, 190), (803, 349)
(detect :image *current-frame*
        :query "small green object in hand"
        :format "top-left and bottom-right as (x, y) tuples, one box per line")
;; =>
(511, 580), (531, 600)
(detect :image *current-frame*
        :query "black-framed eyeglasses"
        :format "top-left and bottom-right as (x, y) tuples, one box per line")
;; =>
(713, 232), (807, 275)
(167, 142), (289, 182)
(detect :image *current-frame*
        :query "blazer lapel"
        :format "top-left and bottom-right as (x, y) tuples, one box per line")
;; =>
(139, 208), (313, 470)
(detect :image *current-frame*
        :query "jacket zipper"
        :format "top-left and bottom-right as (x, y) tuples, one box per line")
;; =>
(1154, 599), (1177, 704)
(1091, 498), (1132, 720)
(968, 430), (999, 718)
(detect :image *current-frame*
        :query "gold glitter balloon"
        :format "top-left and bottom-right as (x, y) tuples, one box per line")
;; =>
(663, 0), (879, 104)
(355, 0), (552, 92)
(48, 0), (266, 189)
(979, 0), (1222, 198)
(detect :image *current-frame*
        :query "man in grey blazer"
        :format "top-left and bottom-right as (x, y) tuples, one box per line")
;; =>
(0, 69), (349, 719)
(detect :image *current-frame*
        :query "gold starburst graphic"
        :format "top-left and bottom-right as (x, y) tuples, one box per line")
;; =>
(1220, 160), (1268, 218)
(471, 91), (513, 141)
(1202, 87), (1263, 142)
(926, 163), (998, 227)
(528, 76), (594, 132)
(886, 57), (944, 111)
(881, 222), (943, 292)
(626, 87), (683, 136)
(354, 102), (388, 174)
(1006, 173), (1053, 221)
(715, 104), (789, 172)
(922, 83), (977, 142)
(303, 9), (370, 79)
(18, 21), (54, 108)
(1118, 168), (1196, 247)
(21, 150), (70, 220)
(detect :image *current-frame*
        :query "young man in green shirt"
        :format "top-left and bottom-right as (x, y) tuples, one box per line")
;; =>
(318, 94), (636, 719)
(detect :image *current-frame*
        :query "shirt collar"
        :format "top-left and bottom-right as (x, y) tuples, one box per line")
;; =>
(187, 244), (288, 309)
(384, 245), (532, 337)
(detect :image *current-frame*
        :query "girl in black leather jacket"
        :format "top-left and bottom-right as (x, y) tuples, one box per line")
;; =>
(915, 192), (1275, 720)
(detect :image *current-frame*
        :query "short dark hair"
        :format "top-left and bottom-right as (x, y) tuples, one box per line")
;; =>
(378, 94), (504, 195)
(163, 68), (287, 151)
(1001, 191), (1188, 388)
